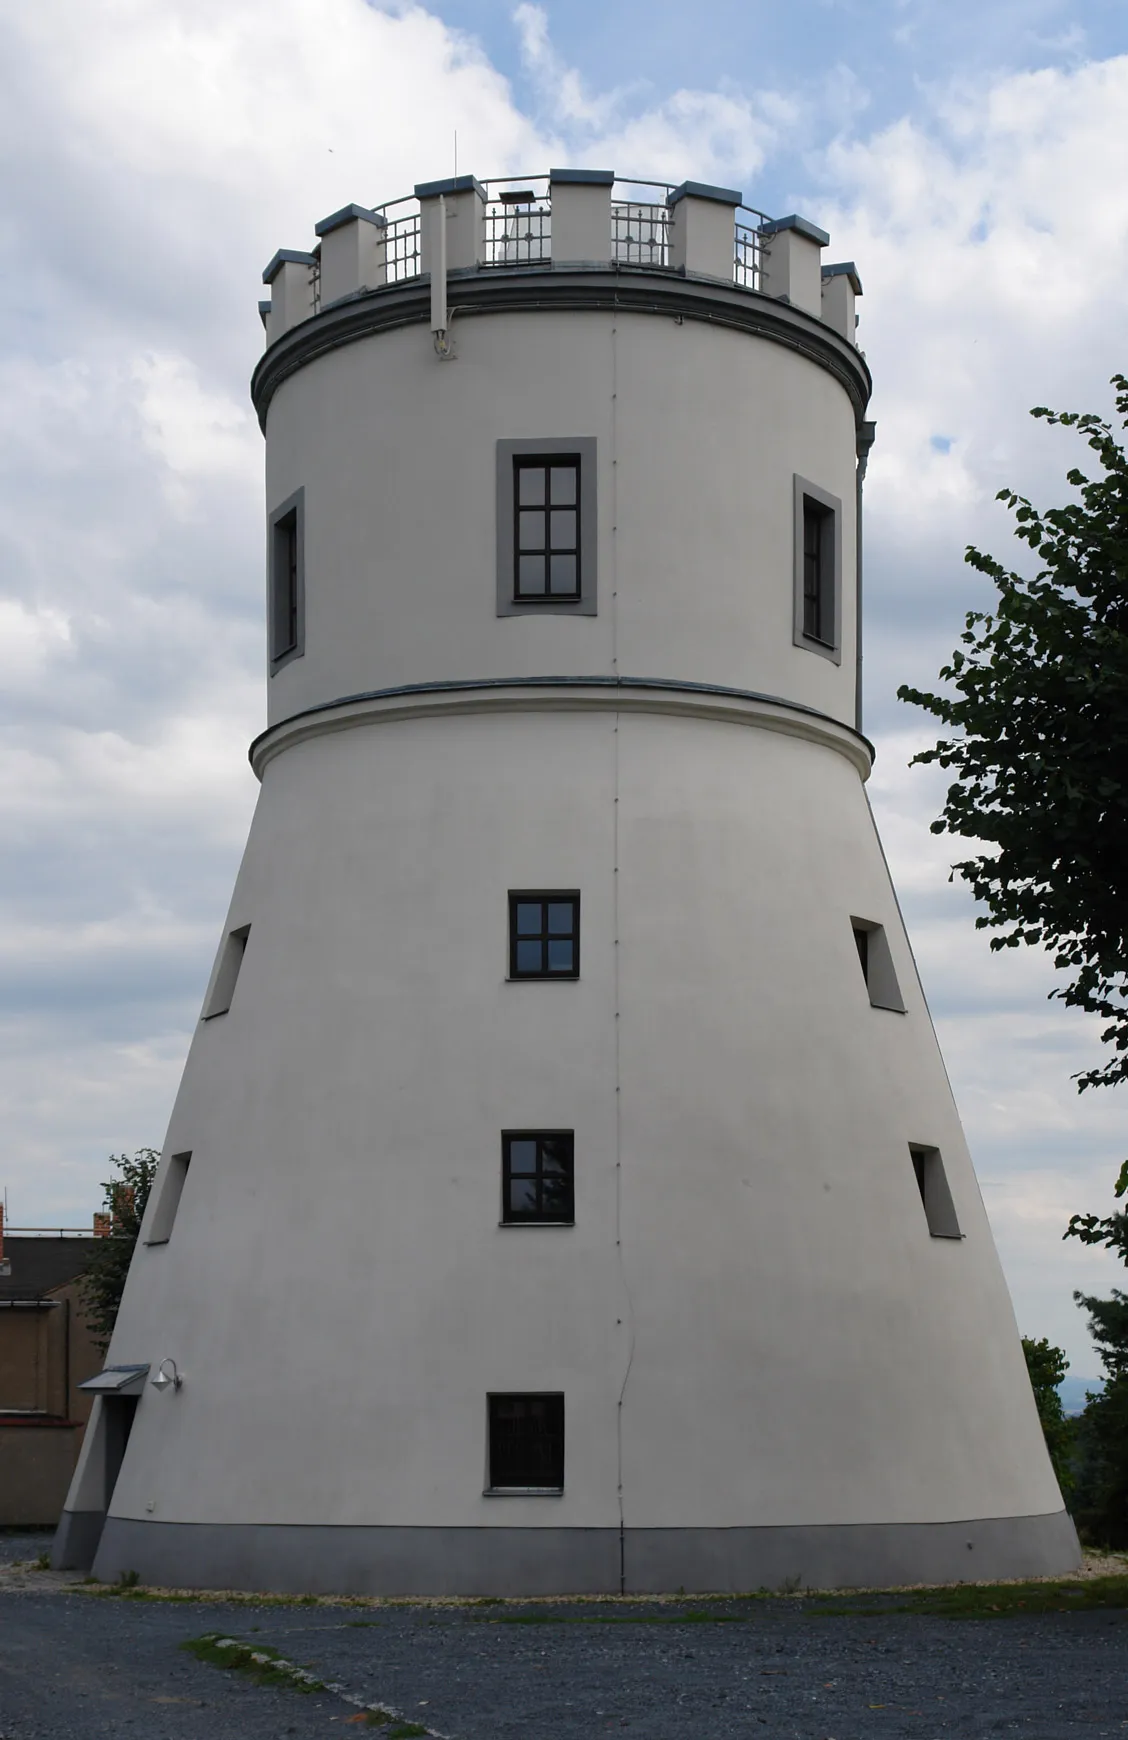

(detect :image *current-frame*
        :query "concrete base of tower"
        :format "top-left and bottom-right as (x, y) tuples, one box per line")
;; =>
(80, 1511), (1080, 1596)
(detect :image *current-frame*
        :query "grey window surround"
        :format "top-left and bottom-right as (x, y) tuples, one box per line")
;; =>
(497, 438), (597, 616)
(850, 918), (906, 1013)
(793, 475), (843, 664)
(269, 487), (305, 671)
(145, 1152), (191, 1247)
(910, 1145), (963, 1240)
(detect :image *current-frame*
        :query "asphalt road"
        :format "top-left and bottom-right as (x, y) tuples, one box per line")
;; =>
(1, 1539), (1127, 1739)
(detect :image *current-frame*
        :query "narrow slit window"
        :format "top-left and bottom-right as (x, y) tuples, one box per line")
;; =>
(909, 1145), (961, 1240)
(850, 919), (905, 1012)
(488, 1393), (564, 1491)
(509, 893), (580, 980)
(502, 1132), (574, 1224)
(145, 1152), (191, 1246)
(793, 476), (842, 661)
(269, 488), (304, 669)
(203, 924), (251, 1019)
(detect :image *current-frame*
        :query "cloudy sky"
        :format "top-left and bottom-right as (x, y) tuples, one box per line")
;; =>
(1, 0), (1125, 1374)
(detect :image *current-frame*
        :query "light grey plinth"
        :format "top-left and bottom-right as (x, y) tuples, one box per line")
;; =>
(85, 1511), (1080, 1596)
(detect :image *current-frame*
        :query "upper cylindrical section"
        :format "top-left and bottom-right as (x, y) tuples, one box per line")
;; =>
(253, 171), (872, 748)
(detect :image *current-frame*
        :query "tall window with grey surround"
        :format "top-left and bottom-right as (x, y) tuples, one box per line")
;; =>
(793, 476), (842, 662)
(269, 487), (305, 669)
(496, 438), (597, 616)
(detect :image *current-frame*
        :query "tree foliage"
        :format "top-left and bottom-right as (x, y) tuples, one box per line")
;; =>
(1067, 1292), (1128, 1547)
(77, 1149), (159, 1353)
(1021, 1336), (1075, 1501)
(897, 375), (1128, 1090)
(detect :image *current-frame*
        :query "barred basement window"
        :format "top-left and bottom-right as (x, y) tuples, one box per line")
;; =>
(909, 1144), (962, 1240)
(508, 893), (580, 979)
(203, 924), (251, 1019)
(793, 476), (842, 661)
(488, 1393), (565, 1491)
(502, 1132), (574, 1224)
(850, 919), (906, 1012)
(269, 487), (305, 669)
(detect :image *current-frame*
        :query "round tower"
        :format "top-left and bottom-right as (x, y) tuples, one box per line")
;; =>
(54, 170), (1079, 1594)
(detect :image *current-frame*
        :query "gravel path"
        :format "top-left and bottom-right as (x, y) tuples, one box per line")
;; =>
(2, 1534), (1127, 1739)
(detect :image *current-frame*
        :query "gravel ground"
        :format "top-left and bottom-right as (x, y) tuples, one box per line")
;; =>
(2, 1533), (1128, 1739)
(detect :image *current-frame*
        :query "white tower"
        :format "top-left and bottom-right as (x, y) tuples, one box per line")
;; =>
(55, 170), (1079, 1594)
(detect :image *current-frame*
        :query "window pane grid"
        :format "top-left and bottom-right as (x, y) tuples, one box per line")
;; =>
(802, 502), (824, 642)
(488, 1393), (564, 1489)
(509, 894), (579, 979)
(513, 459), (581, 600)
(503, 1133), (574, 1223)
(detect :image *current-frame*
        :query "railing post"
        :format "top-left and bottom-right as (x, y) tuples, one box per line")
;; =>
(821, 262), (862, 343)
(315, 204), (387, 305)
(549, 168), (614, 265)
(262, 250), (317, 341)
(415, 175), (486, 274)
(758, 215), (829, 317)
(667, 181), (742, 280)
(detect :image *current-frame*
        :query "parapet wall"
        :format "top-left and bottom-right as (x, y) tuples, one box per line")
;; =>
(260, 171), (862, 349)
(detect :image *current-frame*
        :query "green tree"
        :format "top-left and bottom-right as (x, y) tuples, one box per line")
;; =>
(896, 374), (1128, 1091)
(1021, 1336), (1074, 1501)
(77, 1149), (159, 1352)
(1063, 1162), (1128, 1544)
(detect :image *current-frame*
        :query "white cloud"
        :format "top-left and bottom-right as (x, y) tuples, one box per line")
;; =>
(0, 0), (1123, 1372)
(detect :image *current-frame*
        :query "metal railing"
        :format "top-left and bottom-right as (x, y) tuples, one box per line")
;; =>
(327, 176), (776, 293)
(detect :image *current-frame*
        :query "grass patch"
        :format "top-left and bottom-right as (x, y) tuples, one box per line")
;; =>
(807, 1576), (1128, 1619)
(181, 1633), (324, 1693)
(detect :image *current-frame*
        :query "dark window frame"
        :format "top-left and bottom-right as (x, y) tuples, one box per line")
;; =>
(269, 487), (305, 671)
(203, 923), (251, 1020)
(513, 456), (582, 601)
(501, 1131), (575, 1225)
(487, 1392), (565, 1492)
(793, 475), (842, 662)
(508, 891), (580, 980)
(497, 438), (597, 616)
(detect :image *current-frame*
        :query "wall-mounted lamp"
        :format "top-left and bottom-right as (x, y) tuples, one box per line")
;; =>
(151, 1357), (183, 1393)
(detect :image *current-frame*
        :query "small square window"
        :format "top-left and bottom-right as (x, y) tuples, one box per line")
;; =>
(850, 919), (906, 1013)
(269, 488), (305, 670)
(502, 1132), (574, 1224)
(793, 476), (842, 662)
(497, 439), (597, 616)
(509, 893), (580, 979)
(909, 1144), (962, 1239)
(488, 1393), (564, 1491)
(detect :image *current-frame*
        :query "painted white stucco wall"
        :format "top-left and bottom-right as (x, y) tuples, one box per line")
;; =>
(57, 239), (1073, 1591)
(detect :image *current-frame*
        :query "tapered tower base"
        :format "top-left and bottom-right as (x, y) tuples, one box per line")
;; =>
(75, 1511), (1078, 1595)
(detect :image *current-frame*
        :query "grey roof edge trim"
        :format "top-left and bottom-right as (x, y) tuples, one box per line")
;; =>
(250, 267), (872, 428)
(250, 677), (875, 778)
(668, 179), (742, 208)
(414, 173), (487, 200)
(758, 213), (831, 246)
(315, 202), (387, 237)
(79, 1363), (150, 1393)
(549, 167), (615, 185)
(823, 260), (862, 294)
(262, 249), (317, 285)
